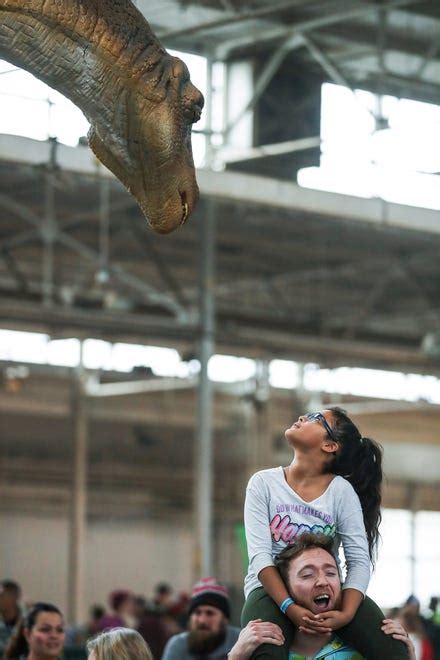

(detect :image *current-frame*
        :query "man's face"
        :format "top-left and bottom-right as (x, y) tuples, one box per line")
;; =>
(189, 604), (227, 635)
(287, 548), (342, 614)
(187, 605), (228, 654)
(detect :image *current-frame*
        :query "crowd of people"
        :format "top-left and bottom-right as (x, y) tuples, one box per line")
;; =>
(1, 571), (439, 659)
(1, 407), (440, 659)
(0, 579), (192, 660)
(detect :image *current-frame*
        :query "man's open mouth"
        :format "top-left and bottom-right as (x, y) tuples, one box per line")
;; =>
(313, 593), (330, 611)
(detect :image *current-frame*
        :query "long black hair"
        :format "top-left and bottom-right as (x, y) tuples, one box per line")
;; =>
(324, 407), (383, 563)
(5, 602), (63, 659)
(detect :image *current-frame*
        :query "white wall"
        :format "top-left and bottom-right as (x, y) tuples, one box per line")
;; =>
(0, 513), (193, 620)
(1, 514), (69, 609)
(86, 519), (193, 609)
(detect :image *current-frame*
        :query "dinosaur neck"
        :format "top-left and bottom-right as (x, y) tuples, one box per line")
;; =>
(0, 1), (168, 134)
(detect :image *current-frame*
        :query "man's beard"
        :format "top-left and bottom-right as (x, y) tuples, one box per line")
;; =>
(187, 625), (227, 655)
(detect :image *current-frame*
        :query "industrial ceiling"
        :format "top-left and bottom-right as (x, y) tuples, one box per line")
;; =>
(1, 0), (440, 372)
(0, 0), (439, 520)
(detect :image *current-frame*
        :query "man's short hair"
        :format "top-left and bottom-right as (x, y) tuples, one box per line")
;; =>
(274, 533), (335, 587)
(0, 579), (21, 598)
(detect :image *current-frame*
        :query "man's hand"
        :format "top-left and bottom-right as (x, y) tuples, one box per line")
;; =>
(288, 604), (332, 636)
(298, 608), (352, 634)
(382, 619), (416, 660)
(228, 620), (284, 659)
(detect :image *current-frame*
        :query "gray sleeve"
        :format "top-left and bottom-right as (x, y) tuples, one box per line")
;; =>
(161, 634), (188, 660)
(224, 625), (241, 654)
(244, 472), (274, 578)
(227, 625), (241, 645)
(336, 480), (371, 595)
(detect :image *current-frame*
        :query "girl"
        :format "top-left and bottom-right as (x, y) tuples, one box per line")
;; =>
(5, 602), (65, 660)
(86, 628), (153, 660)
(241, 407), (409, 659)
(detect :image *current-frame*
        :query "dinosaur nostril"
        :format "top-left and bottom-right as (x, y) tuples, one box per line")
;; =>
(193, 104), (202, 123)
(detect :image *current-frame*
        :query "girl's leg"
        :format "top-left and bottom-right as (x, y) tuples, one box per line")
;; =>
(338, 596), (409, 660)
(241, 587), (294, 660)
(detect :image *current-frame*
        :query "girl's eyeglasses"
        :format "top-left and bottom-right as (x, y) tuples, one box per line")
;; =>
(305, 412), (337, 442)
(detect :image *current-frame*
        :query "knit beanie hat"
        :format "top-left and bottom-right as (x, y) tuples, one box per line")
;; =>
(188, 577), (230, 619)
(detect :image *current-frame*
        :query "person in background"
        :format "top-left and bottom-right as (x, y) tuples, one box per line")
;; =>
(95, 590), (137, 632)
(86, 627), (152, 660)
(4, 602), (65, 660)
(399, 599), (436, 660)
(135, 596), (170, 660)
(0, 580), (22, 659)
(152, 584), (174, 614)
(426, 598), (440, 660)
(167, 591), (190, 629)
(64, 604), (105, 648)
(162, 577), (240, 660)
(428, 598), (440, 627)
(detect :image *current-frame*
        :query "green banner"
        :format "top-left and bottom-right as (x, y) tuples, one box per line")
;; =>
(235, 522), (248, 572)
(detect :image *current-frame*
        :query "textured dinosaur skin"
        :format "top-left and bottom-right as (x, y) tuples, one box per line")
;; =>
(0, 0), (204, 233)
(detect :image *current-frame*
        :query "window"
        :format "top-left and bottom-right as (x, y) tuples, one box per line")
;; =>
(299, 83), (440, 211)
(369, 509), (440, 609)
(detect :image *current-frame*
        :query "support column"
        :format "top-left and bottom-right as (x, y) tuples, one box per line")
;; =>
(193, 199), (216, 579)
(204, 56), (215, 168)
(42, 138), (57, 307)
(410, 510), (416, 595)
(246, 360), (272, 476)
(407, 483), (417, 596)
(68, 349), (88, 623)
(97, 176), (111, 284)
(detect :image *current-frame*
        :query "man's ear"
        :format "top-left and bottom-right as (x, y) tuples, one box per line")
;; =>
(322, 440), (338, 455)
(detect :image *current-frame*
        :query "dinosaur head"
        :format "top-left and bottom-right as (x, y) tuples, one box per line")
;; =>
(88, 55), (204, 234)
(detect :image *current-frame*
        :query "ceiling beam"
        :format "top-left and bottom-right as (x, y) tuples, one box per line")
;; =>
(210, 0), (423, 59)
(218, 136), (321, 164)
(86, 376), (198, 397)
(0, 189), (186, 318)
(1, 135), (438, 237)
(0, 298), (438, 374)
(349, 70), (440, 104)
(158, 0), (314, 41)
(197, 168), (440, 236)
(414, 39), (440, 80)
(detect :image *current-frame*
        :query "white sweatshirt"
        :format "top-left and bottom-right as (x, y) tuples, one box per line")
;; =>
(244, 467), (371, 599)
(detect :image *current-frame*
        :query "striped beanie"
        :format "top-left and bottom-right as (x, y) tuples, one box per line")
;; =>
(188, 577), (230, 618)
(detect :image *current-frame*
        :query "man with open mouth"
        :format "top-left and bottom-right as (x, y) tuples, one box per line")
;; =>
(228, 532), (415, 659)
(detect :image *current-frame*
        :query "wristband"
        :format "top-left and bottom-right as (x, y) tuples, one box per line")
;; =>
(280, 597), (295, 613)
